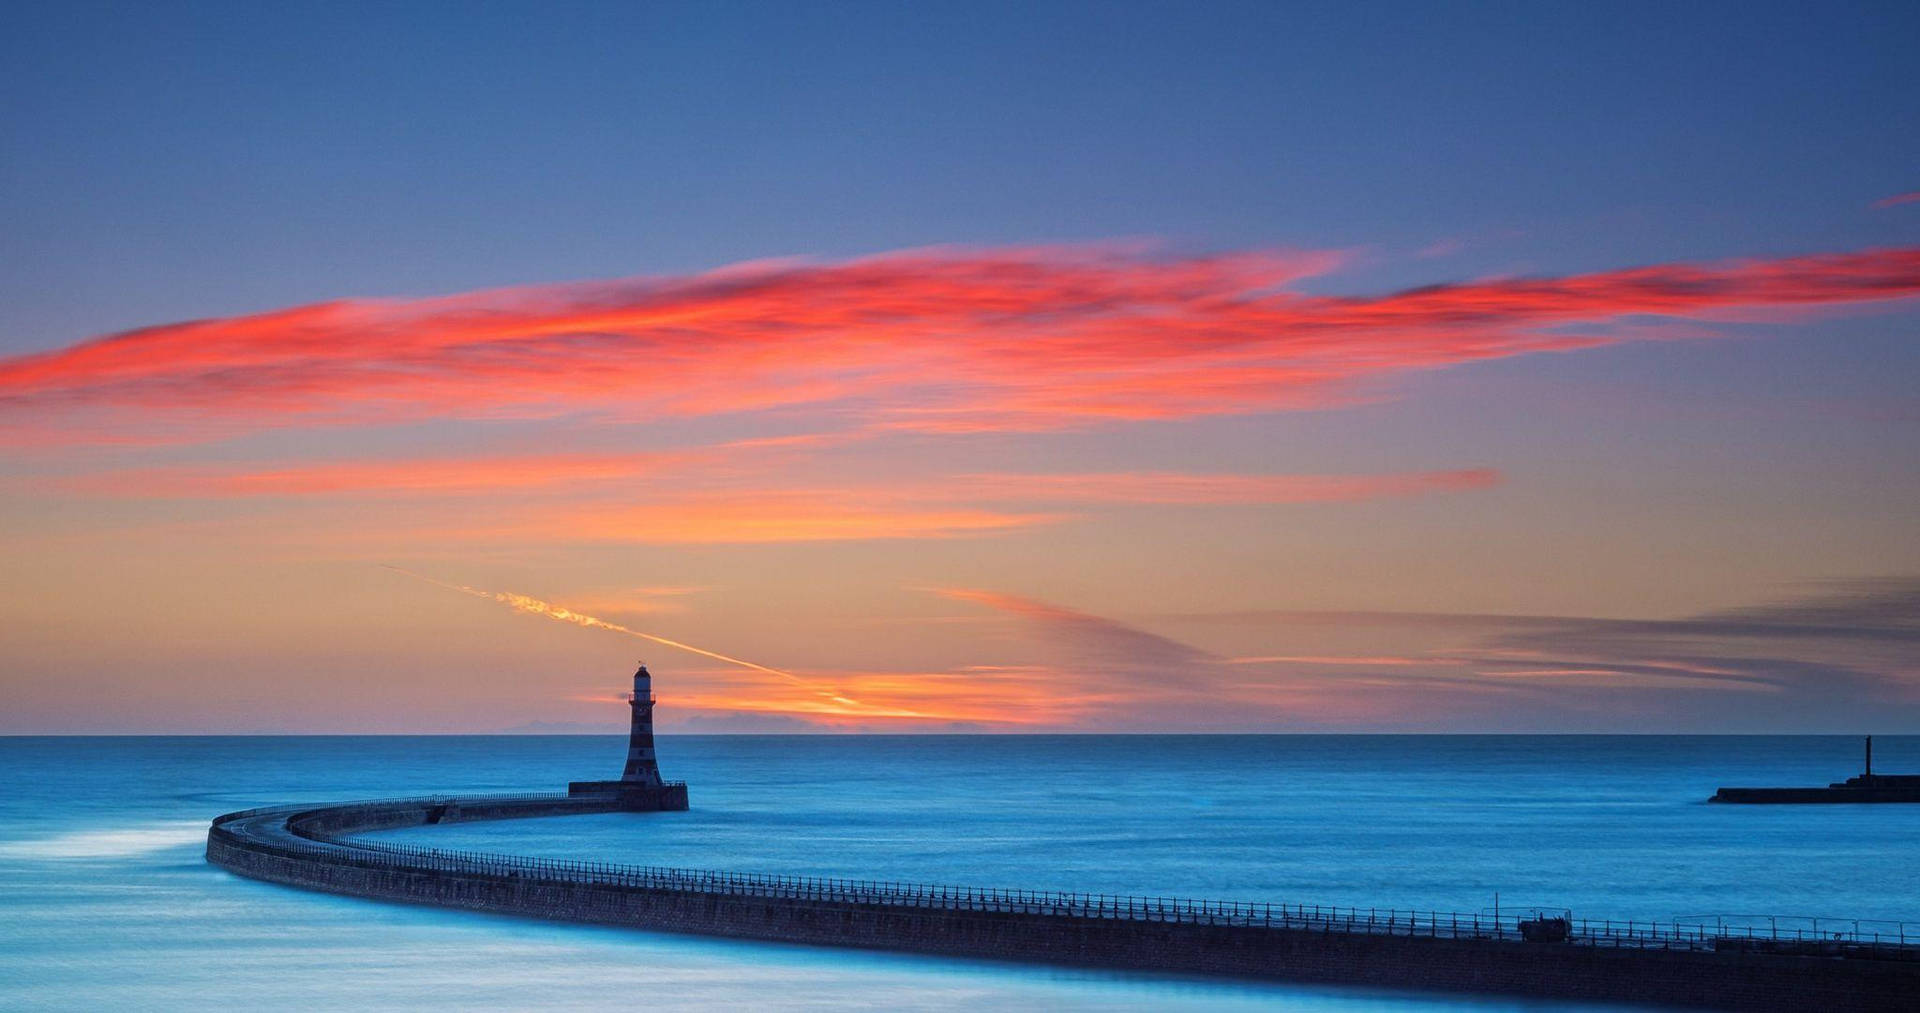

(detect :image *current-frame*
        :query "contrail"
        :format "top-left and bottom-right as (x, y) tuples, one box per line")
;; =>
(382, 565), (883, 712)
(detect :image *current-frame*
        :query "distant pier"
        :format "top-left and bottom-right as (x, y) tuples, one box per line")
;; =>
(1713, 736), (1920, 803)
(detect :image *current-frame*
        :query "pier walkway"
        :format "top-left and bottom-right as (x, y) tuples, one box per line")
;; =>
(207, 791), (1920, 1010)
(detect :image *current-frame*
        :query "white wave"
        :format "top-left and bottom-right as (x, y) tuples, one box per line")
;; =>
(0, 822), (206, 860)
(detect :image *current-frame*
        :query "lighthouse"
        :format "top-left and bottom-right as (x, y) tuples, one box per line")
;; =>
(567, 662), (690, 811)
(621, 663), (663, 786)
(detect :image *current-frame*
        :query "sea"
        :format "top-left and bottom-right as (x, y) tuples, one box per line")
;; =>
(3, 735), (1917, 1011)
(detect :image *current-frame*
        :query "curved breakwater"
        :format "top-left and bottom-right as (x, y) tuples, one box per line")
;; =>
(206, 792), (1919, 1011)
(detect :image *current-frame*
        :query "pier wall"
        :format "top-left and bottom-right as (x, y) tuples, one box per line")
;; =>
(206, 797), (1918, 1012)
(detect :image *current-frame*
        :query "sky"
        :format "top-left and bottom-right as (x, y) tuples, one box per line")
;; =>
(1, 1), (1916, 734)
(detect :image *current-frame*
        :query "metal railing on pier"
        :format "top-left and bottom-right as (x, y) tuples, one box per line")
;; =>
(213, 794), (1919, 959)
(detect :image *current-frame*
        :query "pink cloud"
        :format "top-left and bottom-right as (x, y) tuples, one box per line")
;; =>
(2, 243), (1915, 446)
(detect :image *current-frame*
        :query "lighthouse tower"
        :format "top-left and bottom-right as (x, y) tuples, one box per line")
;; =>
(621, 663), (663, 786)
(567, 662), (690, 811)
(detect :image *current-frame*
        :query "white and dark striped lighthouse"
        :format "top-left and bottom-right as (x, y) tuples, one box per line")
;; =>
(620, 663), (663, 786)
(567, 662), (690, 810)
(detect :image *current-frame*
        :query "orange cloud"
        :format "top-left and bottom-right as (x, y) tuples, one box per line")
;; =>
(443, 470), (1490, 543)
(544, 494), (1057, 544)
(3, 244), (1915, 445)
(66, 434), (828, 497)
(50, 430), (1499, 543)
(87, 452), (684, 497)
(66, 450), (1497, 507)
(43, 466), (1496, 547)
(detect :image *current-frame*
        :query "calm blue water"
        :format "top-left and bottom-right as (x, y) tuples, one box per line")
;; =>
(3, 735), (1917, 1010)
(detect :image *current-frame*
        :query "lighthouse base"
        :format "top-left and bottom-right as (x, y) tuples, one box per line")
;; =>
(566, 780), (690, 811)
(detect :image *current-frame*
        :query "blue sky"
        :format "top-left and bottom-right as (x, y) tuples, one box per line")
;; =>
(5, 1), (1915, 346)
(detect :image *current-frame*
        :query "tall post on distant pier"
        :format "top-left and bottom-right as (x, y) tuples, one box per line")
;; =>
(1866, 735), (1873, 778)
(622, 662), (663, 786)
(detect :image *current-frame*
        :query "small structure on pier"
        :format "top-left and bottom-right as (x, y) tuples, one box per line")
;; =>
(1712, 736), (1920, 803)
(568, 662), (691, 811)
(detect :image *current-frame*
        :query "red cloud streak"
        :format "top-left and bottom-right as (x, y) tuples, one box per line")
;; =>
(71, 454), (1495, 505)
(2, 244), (1917, 442)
